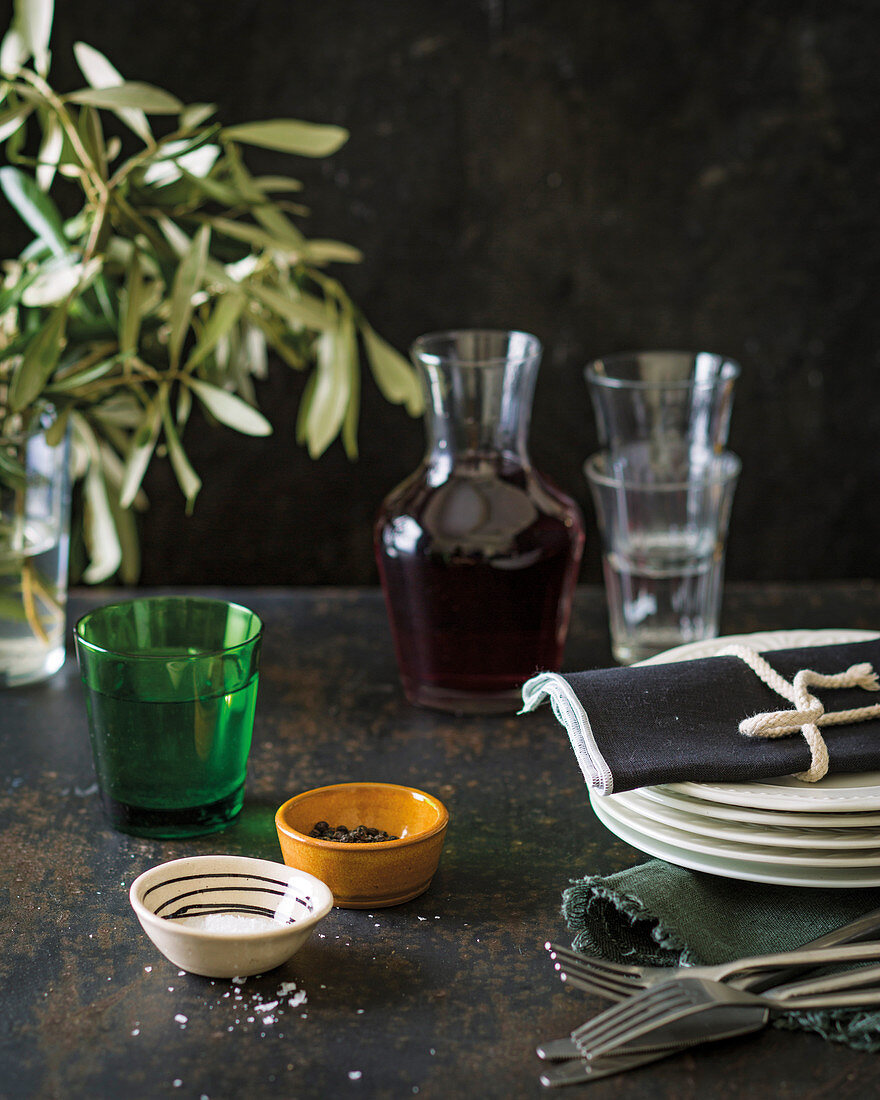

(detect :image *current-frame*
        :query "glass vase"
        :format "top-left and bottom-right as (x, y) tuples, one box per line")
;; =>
(375, 330), (585, 713)
(0, 410), (71, 687)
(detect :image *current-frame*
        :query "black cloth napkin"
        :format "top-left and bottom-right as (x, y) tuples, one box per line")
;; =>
(562, 860), (880, 1050)
(521, 638), (880, 795)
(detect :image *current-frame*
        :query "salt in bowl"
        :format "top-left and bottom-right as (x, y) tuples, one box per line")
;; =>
(129, 854), (333, 978)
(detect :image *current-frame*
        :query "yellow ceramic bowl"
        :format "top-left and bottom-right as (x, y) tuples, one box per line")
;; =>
(275, 782), (449, 909)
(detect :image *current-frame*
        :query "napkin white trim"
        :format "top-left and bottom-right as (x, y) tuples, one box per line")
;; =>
(520, 673), (615, 795)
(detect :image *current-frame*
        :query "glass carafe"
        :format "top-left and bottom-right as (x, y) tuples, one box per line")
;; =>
(375, 330), (584, 713)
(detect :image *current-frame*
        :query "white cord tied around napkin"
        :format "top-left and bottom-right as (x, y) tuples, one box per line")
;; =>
(720, 645), (880, 782)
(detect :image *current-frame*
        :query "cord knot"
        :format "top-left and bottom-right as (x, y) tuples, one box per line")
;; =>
(718, 645), (880, 782)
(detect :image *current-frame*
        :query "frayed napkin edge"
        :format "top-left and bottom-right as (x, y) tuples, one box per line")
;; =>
(560, 873), (880, 1052)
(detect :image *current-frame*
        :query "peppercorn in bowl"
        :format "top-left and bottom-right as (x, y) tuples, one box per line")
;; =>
(275, 782), (449, 908)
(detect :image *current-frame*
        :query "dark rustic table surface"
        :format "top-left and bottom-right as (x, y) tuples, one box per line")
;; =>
(4, 582), (880, 1100)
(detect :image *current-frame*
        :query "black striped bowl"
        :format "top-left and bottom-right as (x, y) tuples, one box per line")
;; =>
(129, 854), (333, 977)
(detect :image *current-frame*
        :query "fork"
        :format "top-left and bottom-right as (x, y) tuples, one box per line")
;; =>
(547, 933), (880, 1000)
(538, 974), (880, 1087)
(546, 903), (880, 993)
(537, 941), (880, 1062)
(571, 971), (880, 1061)
(537, 907), (880, 1078)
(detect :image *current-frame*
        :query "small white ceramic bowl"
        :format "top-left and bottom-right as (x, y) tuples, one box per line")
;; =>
(129, 854), (334, 978)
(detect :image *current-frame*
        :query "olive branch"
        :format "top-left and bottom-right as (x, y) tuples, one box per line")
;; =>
(0, 0), (423, 583)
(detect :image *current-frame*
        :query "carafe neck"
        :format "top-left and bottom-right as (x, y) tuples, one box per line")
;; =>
(412, 331), (541, 473)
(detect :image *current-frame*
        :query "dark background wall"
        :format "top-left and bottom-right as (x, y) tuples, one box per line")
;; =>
(14, 0), (880, 586)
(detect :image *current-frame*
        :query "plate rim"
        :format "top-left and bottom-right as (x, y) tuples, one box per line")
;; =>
(637, 782), (880, 829)
(610, 788), (880, 849)
(600, 789), (880, 865)
(590, 792), (880, 888)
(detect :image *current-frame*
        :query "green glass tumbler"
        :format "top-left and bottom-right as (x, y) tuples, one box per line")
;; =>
(74, 596), (263, 838)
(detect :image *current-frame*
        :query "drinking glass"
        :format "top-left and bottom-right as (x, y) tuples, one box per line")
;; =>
(585, 351), (739, 475)
(74, 596), (262, 838)
(585, 447), (740, 664)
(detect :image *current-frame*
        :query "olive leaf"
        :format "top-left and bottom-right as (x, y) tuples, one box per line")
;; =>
(158, 385), (201, 512)
(253, 175), (304, 193)
(361, 323), (425, 416)
(44, 355), (120, 393)
(223, 119), (348, 157)
(303, 311), (352, 458)
(184, 293), (244, 373)
(247, 281), (331, 333)
(0, 447), (27, 490)
(0, 26), (28, 76)
(187, 378), (272, 437)
(35, 109), (63, 191)
(167, 224), (209, 369)
(72, 40), (152, 144)
(119, 249), (144, 355)
(180, 103), (217, 130)
(107, 486), (141, 583)
(340, 311), (360, 459)
(305, 239), (364, 265)
(12, 0), (53, 76)
(73, 413), (124, 583)
(206, 214), (303, 253)
(8, 299), (67, 409)
(118, 399), (161, 508)
(66, 82), (183, 114)
(0, 165), (68, 257)
(21, 256), (99, 307)
(0, 104), (32, 143)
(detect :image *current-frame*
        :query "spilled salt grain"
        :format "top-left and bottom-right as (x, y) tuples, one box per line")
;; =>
(288, 990), (307, 1007)
(349, 1071), (362, 1080)
(175, 1014), (187, 1024)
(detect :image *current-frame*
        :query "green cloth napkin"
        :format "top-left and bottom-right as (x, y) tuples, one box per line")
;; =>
(562, 860), (880, 1051)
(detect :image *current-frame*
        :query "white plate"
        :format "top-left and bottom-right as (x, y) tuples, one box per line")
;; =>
(590, 792), (880, 889)
(637, 783), (880, 828)
(597, 790), (880, 866)
(647, 628), (880, 813)
(611, 788), (880, 850)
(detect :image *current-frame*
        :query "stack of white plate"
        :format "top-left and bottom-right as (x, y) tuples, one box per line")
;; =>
(590, 629), (880, 888)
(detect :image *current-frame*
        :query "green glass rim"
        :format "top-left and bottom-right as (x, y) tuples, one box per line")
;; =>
(73, 596), (263, 660)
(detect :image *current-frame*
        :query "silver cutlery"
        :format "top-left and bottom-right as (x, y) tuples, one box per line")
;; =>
(574, 973), (880, 1059)
(540, 975), (880, 1088)
(548, 940), (880, 1002)
(546, 904), (880, 999)
(537, 906), (880, 1079)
